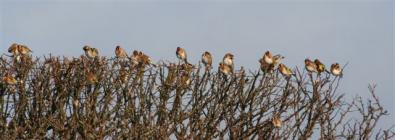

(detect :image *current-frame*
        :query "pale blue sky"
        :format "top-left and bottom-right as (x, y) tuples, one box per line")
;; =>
(1, 0), (394, 128)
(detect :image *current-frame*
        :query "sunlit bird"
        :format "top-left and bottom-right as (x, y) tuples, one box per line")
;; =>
(259, 58), (274, 73)
(278, 63), (293, 78)
(8, 43), (20, 56)
(219, 62), (232, 75)
(176, 47), (188, 63)
(330, 63), (343, 78)
(305, 58), (318, 73)
(83, 45), (99, 59)
(2, 74), (17, 85)
(273, 54), (285, 66)
(17, 44), (32, 55)
(86, 72), (98, 84)
(202, 51), (213, 68)
(131, 50), (153, 66)
(223, 53), (234, 67)
(263, 51), (273, 64)
(314, 59), (327, 74)
(272, 116), (282, 128)
(115, 45), (128, 59)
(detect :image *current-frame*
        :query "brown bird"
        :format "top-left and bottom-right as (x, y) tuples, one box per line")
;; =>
(259, 58), (275, 73)
(83, 45), (99, 59)
(86, 72), (98, 84)
(223, 53), (234, 67)
(314, 59), (327, 74)
(273, 54), (284, 66)
(278, 63), (293, 78)
(3, 74), (17, 85)
(8, 43), (20, 56)
(202, 51), (213, 68)
(115, 46), (128, 58)
(131, 50), (153, 66)
(219, 62), (232, 75)
(272, 116), (282, 128)
(330, 63), (343, 77)
(176, 47), (188, 63)
(131, 50), (140, 66)
(17, 44), (32, 55)
(263, 51), (273, 64)
(305, 59), (318, 73)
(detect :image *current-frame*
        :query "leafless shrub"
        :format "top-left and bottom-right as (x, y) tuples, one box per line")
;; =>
(0, 54), (393, 139)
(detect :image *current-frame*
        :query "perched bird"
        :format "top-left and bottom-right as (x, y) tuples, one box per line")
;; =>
(2, 74), (17, 85)
(219, 62), (232, 75)
(139, 51), (153, 66)
(330, 63), (343, 77)
(259, 58), (274, 73)
(115, 46), (128, 59)
(278, 63), (293, 78)
(8, 43), (20, 56)
(223, 53), (234, 67)
(314, 59), (326, 74)
(131, 50), (140, 66)
(131, 50), (153, 67)
(86, 72), (98, 84)
(305, 59), (318, 73)
(263, 51), (273, 64)
(180, 72), (191, 87)
(83, 45), (99, 59)
(176, 47), (188, 63)
(272, 55), (285, 66)
(17, 44), (32, 55)
(272, 116), (282, 128)
(201, 51), (213, 68)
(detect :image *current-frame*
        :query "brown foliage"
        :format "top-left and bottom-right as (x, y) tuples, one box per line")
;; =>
(0, 55), (393, 139)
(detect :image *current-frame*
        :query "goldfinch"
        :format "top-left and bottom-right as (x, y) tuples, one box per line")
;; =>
(272, 116), (282, 128)
(263, 51), (273, 64)
(86, 72), (98, 84)
(83, 45), (98, 59)
(278, 63), (293, 78)
(223, 53), (234, 67)
(17, 44), (32, 55)
(115, 46), (128, 58)
(202, 51), (212, 68)
(305, 59), (318, 73)
(219, 62), (232, 75)
(314, 59), (326, 74)
(2, 74), (17, 85)
(330, 63), (343, 77)
(176, 47), (188, 63)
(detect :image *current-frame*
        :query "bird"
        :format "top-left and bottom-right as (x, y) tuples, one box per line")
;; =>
(219, 62), (232, 75)
(176, 47), (188, 63)
(259, 58), (274, 73)
(305, 58), (318, 73)
(2, 74), (17, 85)
(263, 51), (273, 64)
(131, 50), (140, 66)
(272, 116), (282, 128)
(330, 63), (343, 77)
(131, 50), (153, 67)
(223, 53), (234, 67)
(272, 55), (285, 66)
(314, 59), (327, 74)
(86, 72), (98, 84)
(115, 46), (128, 59)
(278, 63), (293, 78)
(8, 43), (20, 56)
(201, 51), (213, 68)
(83, 45), (99, 59)
(17, 44), (32, 55)
(180, 72), (191, 87)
